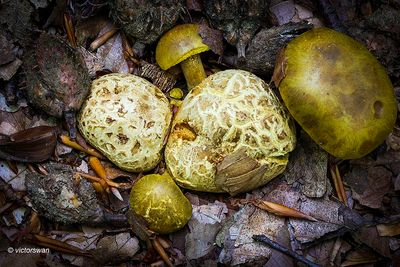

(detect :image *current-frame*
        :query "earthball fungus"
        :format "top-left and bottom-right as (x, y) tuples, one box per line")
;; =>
(78, 73), (172, 172)
(24, 33), (90, 139)
(129, 172), (192, 234)
(165, 69), (296, 195)
(273, 28), (397, 159)
(156, 24), (210, 89)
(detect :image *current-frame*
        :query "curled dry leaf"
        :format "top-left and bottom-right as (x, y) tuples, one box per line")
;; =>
(0, 126), (57, 163)
(231, 198), (317, 221)
(376, 223), (400, 237)
(216, 148), (268, 196)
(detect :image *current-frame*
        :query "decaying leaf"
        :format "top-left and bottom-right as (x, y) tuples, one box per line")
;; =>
(354, 226), (391, 258)
(262, 181), (344, 243)
(185, 201), (228, 260)
(341, 247), (380, 267)
(0, 161), (28, 191)
(0, 0), (36, 43)
(232, 198), (317, 221)
(215, 148), (267, 196)
(377, 223), (400, 237)
(198, 20), (224, 56)
(96, 28), (129, 73)
(284, 131), (329, 198)
(344, 165), (392, 209)
(0, 126), (57, 163)
(217, 191), (287, 266)
(92, 232), (140, 264)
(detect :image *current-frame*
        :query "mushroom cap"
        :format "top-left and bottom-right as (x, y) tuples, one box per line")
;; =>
(129, 172), (192, 234)
(78, 73), (172, 172)
(275, 27), (397, 159)
(156, 24), (210, 70)
(165, 70), (296, 193)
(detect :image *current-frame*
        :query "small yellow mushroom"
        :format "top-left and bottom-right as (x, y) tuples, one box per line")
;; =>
(156, 24), (210, 89)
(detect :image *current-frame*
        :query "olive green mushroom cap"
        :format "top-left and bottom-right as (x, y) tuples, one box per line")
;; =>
(156, 24), (210, 70)
(129, 172), (192, 234)
(274, 27), (397, 159)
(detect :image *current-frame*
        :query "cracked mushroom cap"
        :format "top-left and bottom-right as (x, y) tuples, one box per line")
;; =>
(78, 73), (172, 172)
(165, 70), (296, 194)
(156, 24), (210, 70)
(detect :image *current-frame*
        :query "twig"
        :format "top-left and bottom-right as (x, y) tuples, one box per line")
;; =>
(59, 135), (104, 158)
(152, 237), (173, 267)
(253, 235), (322, 267)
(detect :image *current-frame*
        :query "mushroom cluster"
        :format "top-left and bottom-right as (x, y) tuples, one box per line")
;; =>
(165, 69), (296, 195)
(78, 73), (172, 172)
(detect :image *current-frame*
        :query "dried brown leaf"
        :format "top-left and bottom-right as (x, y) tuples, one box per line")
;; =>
(232, 199), (317, 221)
(199, 21), (224, 56)
(376, 223), (400, 237)
(216, 148), (267, 195)
(0, 126), (57, 163)
(345, 165), (392, 209)
(340, 247), (379, 267)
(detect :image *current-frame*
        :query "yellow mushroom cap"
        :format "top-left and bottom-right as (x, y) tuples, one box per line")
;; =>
(156, 24), (210, 70)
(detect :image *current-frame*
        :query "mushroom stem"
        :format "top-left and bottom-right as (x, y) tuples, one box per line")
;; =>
(180, 54), (206, 90)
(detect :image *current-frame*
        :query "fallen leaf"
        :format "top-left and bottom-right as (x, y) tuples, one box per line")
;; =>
(0, 160), (28, 191)
(345, 165), (392, 209)
(0, 58), (22, 81)
(232, 198), (317, 221)
(92, 232), (140, 264)
(185, 201), (228, 260)
(262, 181), (344, 243)
(96, 25), (129, 73)
(269, 0), (296, 25)
(376, 223), (400, 237)
(284, 131), (329, 198)
(199, 20), (224, 56)
(0, 33), (15, 65)
(354, 226), (391, 258)
(340, 247), (379, 267)
(216, 190), (286, 266)
(0, 126), (57, 163)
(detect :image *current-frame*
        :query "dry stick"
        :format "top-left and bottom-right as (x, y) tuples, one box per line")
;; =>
(29, 234), (90, 256)
(63, 13), (77, 47)
(90, 28), (118, 51)
(152, 237), (174, 267)
(253, 235), (322, 267)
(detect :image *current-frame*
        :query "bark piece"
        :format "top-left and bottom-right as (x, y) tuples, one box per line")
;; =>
(135, 61), (176, 92)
